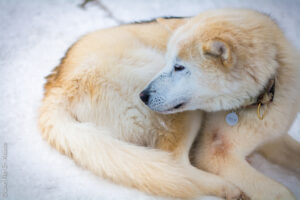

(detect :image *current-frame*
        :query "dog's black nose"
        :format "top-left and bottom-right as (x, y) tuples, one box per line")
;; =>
(140, 90), (150, 105)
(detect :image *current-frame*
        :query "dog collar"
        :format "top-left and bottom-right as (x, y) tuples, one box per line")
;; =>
(250, 77), (275, 107)
(248, 77), (275, 120)
(226, 77), (275, 126)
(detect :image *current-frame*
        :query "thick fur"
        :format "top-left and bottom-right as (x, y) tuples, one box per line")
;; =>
(140, 9), (300, 200)
(39, 18), (242, 199)
(257, 134), (300, 175)
(38, 9), (300, 200)
(180, 10), (300, 200)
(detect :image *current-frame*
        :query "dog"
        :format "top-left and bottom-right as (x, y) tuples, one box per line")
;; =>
(38, 8), (300, 199)
(142, 9), (300, 199)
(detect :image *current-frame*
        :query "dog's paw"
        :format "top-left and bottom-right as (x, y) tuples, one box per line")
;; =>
(235, 192), (250, 200)
(219, 184), (250, 200)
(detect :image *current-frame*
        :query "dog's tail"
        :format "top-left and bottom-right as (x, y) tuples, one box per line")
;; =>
(258, 133), (300, 173)
(38, 91), (212, 199)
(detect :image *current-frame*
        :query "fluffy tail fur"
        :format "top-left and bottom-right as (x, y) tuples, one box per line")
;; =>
(38, 92), (208, 199)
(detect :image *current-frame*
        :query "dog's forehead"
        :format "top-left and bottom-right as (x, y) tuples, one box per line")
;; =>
(167, 23), (199, 58)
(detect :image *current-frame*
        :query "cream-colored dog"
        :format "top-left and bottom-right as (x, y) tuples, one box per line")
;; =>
(38, 9), (300, 200)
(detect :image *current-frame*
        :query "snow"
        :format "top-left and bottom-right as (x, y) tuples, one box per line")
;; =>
(0, 0), (299, 199)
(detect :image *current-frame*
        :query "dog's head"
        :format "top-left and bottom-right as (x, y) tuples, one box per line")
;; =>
(140, 9), (280, 113)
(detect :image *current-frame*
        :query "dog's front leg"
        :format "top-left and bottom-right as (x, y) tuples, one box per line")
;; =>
(155, 111), (204, 163)
(156, 111), (248, 199)
(193, 112), (296, 200)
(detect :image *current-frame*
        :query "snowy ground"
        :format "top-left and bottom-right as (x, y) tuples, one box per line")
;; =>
(0, 0), (300, 199)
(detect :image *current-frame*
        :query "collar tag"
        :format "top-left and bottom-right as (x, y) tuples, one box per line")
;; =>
(226, 112), (239, 126)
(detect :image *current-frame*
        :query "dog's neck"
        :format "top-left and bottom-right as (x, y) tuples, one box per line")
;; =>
(244, 77), (276, 108)
(225, 77), (275, 124)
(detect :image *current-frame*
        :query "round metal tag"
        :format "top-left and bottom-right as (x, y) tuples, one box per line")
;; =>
(226, 112), (239, 126)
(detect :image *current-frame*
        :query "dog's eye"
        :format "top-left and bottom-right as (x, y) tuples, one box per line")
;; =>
(174, 64), (185, 71)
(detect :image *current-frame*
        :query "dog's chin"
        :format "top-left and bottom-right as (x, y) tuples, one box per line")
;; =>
(150, 102), (187, 114)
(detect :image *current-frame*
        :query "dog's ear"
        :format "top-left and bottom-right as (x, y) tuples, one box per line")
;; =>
(202, 39), (235, 68)
(156, 18), (186, 31)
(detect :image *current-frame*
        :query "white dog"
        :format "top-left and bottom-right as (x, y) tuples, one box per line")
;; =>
(39, 9), (300, 199)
